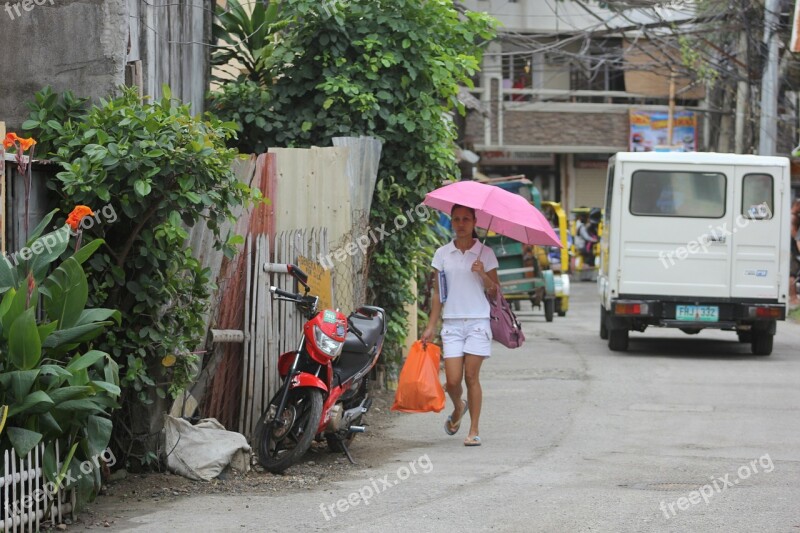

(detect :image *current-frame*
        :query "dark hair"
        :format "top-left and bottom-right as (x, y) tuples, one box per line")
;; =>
(451, 204), (479, 239)
(451, 204), (475, 217)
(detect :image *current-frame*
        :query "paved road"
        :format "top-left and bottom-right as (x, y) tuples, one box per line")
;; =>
(114, 282), (800, 532)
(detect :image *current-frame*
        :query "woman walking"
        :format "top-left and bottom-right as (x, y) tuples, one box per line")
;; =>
(421, 205), (500, 446)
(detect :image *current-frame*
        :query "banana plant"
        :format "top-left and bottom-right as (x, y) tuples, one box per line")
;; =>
(211, 0), (286, 85)
(0, 207), (120, 510)
(0, 404), (7, 436)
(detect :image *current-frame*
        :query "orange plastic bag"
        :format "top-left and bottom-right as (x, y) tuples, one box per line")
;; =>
(391, 340), (445, 413)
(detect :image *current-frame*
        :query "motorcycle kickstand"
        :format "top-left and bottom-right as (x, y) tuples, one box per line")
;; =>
(340, 439), (356, 464)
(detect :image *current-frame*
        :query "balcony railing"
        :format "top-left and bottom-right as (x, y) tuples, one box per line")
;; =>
(469, 86), (657, 105)
(467, 82), (677, 149)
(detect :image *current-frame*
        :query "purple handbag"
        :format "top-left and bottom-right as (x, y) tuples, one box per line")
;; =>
(487, 288), (525, 349)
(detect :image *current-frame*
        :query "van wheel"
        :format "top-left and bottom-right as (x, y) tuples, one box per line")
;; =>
(737, 331), (752, 343)
(599, 306), (608, 340)
(608, 328), (629, 351)
(544, 298), (554, 322)
(750, 331), (773, 356)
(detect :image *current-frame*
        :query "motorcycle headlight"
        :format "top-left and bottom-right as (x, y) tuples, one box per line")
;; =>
(314, 325), (344, 357)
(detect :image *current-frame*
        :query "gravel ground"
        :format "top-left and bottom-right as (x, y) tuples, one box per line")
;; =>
(69, 388), (402, 531)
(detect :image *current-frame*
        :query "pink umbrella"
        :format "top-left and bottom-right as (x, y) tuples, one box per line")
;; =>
(423, 181), (563, 248)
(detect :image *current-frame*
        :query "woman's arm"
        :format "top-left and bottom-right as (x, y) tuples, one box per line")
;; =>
(472, 258), (500, 299)
(484, 268), (500, 298)
(421, 269), (442, 344)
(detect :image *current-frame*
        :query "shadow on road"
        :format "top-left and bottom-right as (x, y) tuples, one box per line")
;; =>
(610, 335), (778, 360)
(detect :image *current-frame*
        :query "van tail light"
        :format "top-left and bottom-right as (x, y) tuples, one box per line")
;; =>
(615, 302), (649, 316)
(747, 306), (783, 319)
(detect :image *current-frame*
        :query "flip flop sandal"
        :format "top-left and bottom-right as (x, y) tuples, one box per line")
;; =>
(464, 436), (481, 447)
(444, 400), (468, 435)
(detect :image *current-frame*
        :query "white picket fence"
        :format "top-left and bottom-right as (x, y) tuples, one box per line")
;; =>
(1, 441), (74, 532)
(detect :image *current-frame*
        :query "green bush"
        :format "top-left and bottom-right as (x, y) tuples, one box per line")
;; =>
(24, 86), (257, 465)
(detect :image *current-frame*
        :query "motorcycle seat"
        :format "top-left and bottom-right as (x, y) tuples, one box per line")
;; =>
(341, 313), (384, 354)
(334, 350), (372, 386)
(333, 309), (385, 387)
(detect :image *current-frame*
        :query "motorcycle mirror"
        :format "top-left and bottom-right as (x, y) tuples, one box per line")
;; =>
(287, 264), (311, 293)
(287, 264), (308, 284)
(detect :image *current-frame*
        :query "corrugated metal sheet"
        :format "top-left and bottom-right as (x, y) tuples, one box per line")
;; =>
(269, 147), (352, 236)
(175, 155), (257, 423)
(271, 139), (382, 312)
(187, 155), (258, 339)
(332, 137), (383, 307)
(332, 136), (382, 217)
(270, 146), (355, 311)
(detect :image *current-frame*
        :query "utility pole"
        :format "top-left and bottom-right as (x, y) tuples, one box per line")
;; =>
(735, 30), (749, 153)
(758, 0), (780, 155)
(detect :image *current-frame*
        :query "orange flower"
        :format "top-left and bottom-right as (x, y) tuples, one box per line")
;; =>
(18, 137), (36, 150)
(3, 132), (19, 149)
(66, 205), (95, 231)
(2, 132), (36, 151)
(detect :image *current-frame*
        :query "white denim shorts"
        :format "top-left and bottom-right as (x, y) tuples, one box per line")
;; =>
(441, 318), (492, 358)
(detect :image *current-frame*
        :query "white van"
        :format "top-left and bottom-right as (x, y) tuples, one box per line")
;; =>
(598, 152), (791, 355)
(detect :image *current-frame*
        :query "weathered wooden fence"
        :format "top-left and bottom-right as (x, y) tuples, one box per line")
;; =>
(1, 442), (73, 533)
(238, 229), (329, 439)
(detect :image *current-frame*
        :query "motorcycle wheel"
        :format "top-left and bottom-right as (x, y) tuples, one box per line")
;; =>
(257, 388), (323, 473)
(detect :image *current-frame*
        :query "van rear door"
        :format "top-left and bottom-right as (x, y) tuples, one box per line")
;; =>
(617, 162), (734, 298)
(729, 165), (784, 300)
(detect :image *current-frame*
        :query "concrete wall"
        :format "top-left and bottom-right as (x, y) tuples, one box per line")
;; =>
(0, 0), (127, 131)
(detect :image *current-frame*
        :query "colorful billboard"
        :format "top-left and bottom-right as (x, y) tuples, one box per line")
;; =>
(629, 110), (697, 152)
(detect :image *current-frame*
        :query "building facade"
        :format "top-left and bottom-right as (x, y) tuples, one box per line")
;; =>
(461, 0), (713, 212)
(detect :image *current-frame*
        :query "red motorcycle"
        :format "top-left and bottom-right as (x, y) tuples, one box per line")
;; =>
(256, 264), (386, 473)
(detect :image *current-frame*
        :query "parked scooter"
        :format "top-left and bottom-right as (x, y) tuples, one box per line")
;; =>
(255, 264), (386, 473)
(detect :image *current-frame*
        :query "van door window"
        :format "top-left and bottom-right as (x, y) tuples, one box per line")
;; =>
(629, 171), (726, 218)
(741, 173), (773, 219)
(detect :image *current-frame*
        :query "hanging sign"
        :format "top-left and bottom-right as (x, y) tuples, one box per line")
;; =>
(629, 110), (697, 153)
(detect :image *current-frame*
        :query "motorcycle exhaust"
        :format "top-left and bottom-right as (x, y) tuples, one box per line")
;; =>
(342, 397), (371, 426)
(348, 425), (366, 433)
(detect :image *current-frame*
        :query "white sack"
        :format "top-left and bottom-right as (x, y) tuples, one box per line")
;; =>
(164, 415), (251, 481)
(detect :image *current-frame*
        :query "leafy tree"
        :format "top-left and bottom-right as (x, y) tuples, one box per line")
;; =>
(23, 87), (256, 466)
(210, 0), (496, 365)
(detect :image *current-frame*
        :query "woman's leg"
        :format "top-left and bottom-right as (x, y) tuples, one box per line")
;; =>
(444, 357), (466, 425)
(463, 354), (485, 439)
